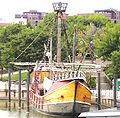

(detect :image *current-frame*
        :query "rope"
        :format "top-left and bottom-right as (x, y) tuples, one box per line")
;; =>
(13, 33), (41, 62)
(77, 32), (95, 63)
(41, 38), (50, 62)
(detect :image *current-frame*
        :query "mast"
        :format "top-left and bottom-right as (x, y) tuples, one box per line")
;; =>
(72, 25), (76, 63)
(50, 33), (52, 63)
(57, 11), (62, 63)
(50, 33), (52, 80)
(52, 2), (68, 63)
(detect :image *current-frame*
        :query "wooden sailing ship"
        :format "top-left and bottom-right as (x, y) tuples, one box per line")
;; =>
(29, 61), (94, 116)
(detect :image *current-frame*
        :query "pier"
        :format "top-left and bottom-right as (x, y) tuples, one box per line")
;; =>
(91, 90), (120, 108)
(0, 81), (26, 101)
(0, 69), (31, 113)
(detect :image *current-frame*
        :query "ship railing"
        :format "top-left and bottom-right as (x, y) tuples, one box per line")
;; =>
(30, 91), (44, 109)
(52, 70), (86, 81)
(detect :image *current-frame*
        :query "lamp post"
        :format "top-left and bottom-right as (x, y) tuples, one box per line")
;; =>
(52, 2), (68, 63)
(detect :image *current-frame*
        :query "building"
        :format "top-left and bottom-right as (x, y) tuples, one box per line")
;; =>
(77, 13), (95, 17)
(95, 8), (120, 24)
(78, 8), (120, 24)
(15, 10), (48, 26)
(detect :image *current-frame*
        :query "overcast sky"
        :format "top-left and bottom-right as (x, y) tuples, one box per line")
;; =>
(0, 0), (120, 22)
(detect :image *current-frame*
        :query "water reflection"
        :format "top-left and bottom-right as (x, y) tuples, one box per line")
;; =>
(0, 100), (75, 118)
(0, 101), (24, 111)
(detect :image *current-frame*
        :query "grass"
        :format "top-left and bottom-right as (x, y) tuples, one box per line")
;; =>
(2, 71), (32, 81)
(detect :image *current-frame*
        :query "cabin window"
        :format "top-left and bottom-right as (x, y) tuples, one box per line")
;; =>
(80, 79), (84, 83)
(40, 90), (44, 96)
(80, 79), (88, 87)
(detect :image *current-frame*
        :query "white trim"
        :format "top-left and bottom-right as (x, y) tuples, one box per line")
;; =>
(42, 100), (91, 106)
(76, 100), (91, 105)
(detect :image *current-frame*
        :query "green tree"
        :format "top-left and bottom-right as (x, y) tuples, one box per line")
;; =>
(0, 24), (30, 68)
(95, 24), (120, 78)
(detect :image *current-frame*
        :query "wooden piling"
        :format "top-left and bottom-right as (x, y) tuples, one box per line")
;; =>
(8, 70), (11, 102)
(13, 90), (16, 98)
(113, 75), (117, 107)
(26, 70), (30, 113)
(97, 72), (101, 110)
(18, 69), (21, 110)
(5, 89), (7, 97)
(22, 90), (24, 98)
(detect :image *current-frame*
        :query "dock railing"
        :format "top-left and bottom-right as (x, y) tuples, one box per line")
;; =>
(91, 90), (120, 99)
(0, 81), (26, 100)
(91, 89), (120, 107)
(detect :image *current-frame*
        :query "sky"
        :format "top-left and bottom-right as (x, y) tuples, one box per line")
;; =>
(0, 0), (120, 22)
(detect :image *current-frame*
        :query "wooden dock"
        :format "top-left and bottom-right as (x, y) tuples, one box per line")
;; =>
(91, 90), (120, 108)
(0, 89), (26, 101)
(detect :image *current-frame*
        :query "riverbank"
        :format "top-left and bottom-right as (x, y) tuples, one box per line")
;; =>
(0, 70), (28, 81)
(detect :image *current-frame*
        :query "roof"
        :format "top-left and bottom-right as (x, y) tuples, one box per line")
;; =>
(10, 62), (102, 68)
(79, 107), (120, 117)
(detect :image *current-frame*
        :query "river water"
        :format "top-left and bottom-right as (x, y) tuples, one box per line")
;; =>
(0, 100), (97, 118)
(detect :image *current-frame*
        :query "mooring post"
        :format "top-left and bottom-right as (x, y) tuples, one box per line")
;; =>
(8, 70), (11, 102)
(97, 72), (101, 110)
(13, 90), (16, 98)
(18, 68), (21, 110)
(26, 69), (30, 113)
(22, 90), (24, 98)
(113, 75), (117, 107)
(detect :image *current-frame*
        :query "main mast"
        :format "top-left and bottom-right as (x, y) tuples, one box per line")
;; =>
(52, 2), (68, 63)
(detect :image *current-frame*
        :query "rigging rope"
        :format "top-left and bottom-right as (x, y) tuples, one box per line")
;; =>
(42, 38), (50, 62)
(13, 33), (41, 62)
(62, 19), (72, 62)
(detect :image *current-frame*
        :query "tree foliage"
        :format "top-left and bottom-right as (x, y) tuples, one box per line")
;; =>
(95, 23), (120, 78)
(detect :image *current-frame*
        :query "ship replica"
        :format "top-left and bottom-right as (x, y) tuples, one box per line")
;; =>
(29, 2), (93, 117)
(30, 61), (93, 116)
